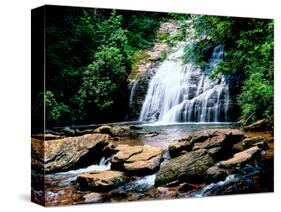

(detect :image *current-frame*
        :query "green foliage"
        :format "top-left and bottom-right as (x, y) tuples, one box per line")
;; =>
(79, 45), (127, 111)
(41, 7), (165, 126)
(124, 12), (162, 49)
(128, 50), (150, 81)
(159, 50), (168, 61)
(35, 91), (69, 125)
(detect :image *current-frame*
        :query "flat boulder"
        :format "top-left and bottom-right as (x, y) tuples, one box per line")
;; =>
(192, 129), (244, 142)
(32, 133), (113, 173)
(192, 135), (230, 160)
(155, 149), (215, 187)
(77, 170), (126, 191)
(168, 128), (244, 159)
(111, 144), (163, 175)
(242, 136), (267, 150)
(218, 146), (261, 168)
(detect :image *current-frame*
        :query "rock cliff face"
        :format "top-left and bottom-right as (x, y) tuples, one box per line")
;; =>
(127, 62), (161, 120)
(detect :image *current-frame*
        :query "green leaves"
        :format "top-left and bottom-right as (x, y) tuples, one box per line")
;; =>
(44, 91), (70, 125)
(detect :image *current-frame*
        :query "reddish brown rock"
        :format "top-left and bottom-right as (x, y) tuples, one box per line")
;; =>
(32, 133), (112, 173)
(77, 170), (126, 191)
(218, 146), (261, 168)
(111, 144), (164, 175)
(168, 138), (193, 158)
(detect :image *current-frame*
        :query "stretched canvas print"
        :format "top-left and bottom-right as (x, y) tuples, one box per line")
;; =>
(31, 5), (274, 206)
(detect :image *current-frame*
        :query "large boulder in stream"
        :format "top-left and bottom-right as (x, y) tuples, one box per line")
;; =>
(155, 149), (215, 187)
(168, 129), (245, 160)
(111, 144), (164, 175)
(94, 125), (132, 137)
(218, 146), (261, 168)
(31, 133), (114, 173)
(77, 170), (127, 191)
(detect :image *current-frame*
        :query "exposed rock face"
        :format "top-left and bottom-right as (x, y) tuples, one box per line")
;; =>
(77, 170), (126, 191)
(190, 129), (244, 142)
(32, 133), (113, 173)
(155, 149), (215, 187)
(111, 144), (164, 175)
(110, 126), (131, 137)
(168, 129), (244, 160)
(242, 136), (267, 149)
(127, 62), (161, 120)
(218, 146), (261, 168)
(168, 138), (193, 158)
(193, 135), (229, 160)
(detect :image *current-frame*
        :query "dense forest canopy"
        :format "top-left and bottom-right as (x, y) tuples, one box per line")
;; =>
(32, 6), (273, 128)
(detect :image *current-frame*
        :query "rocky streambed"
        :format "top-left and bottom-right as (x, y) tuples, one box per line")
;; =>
(31, 124), (273, 206)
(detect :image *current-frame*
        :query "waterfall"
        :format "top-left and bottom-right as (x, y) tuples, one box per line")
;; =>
(139, 42), (230, 123)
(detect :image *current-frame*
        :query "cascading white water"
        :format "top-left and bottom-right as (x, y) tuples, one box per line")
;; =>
(139, 42), (230, 123)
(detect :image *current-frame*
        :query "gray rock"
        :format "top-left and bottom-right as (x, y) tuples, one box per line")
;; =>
(155, 149), (215, 186)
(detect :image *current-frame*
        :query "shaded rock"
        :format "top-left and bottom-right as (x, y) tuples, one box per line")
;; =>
(94, 125), (112, 135)
(111, 144), (163, 175)
(206, 166), (228, 183)
(32, 134), (112, 173)
(178, 182), (198, 193)
(192, 135), (228, 160)
(232, 142), (244, 152)
(77, 170), (126, 191)
(218, 146), (261, 168)
(111, 126), (131, 137)
(242, 136), (267, 150)
(62, 127), (76, 136)
(94, 125), (132, 137)
(189, 131), (210, 143)
(129, 125), (143, 130)
(156, 187), (177, 199)
(31, 138), (45, 171)
(243, 117), (273, 131)
(155, 149), (215, 187)
(191, 129), (244, 144)
(168, 138), (193, 158)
